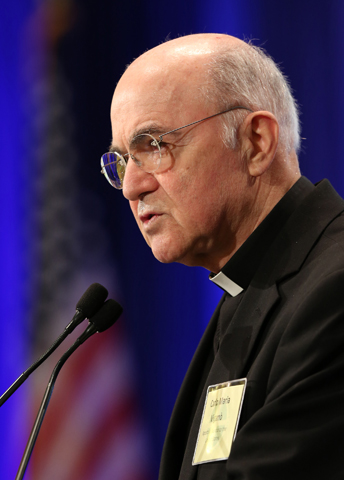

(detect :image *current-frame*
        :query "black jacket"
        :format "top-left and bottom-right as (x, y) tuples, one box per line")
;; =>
(159, 179), (344, 480)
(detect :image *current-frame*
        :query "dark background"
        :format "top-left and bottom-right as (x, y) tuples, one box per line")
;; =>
(1, 1), (344, 478)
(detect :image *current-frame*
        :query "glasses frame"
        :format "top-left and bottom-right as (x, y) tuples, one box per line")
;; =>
(101, 105), (253, 189)
(153, 105), (253, 144)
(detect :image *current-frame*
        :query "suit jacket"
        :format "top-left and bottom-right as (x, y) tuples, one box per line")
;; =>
(159, 179), (344, 480)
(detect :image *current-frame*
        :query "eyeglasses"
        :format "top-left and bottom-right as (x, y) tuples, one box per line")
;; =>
(100, 105), (253, 189)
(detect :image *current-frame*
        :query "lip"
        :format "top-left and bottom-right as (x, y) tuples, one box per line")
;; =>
(139, 212), (163, 228)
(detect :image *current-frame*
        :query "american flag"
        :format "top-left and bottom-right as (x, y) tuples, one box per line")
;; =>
(20, 2), (153, 477)
(30, 313), (152, 480)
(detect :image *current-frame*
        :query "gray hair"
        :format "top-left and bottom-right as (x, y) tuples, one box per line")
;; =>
(205, 43), (300, 154)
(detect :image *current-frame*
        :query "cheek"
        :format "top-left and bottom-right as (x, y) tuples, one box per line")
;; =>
(171, 158), (244, 233)
(168, 176), (220, 231)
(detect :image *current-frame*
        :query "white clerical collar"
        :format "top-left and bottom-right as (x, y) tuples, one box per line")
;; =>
(209, 271), (244, 297)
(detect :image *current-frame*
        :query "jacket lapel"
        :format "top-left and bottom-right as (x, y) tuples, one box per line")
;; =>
(220, 179), (344, 381)
(218, 283), (280, 380)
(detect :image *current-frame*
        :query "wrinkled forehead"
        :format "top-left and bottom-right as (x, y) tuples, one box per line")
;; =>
(114, 63), (195, 107)
(111, 54), (211, 139)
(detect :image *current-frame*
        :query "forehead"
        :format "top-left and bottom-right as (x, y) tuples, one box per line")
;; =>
(110, 57), (210, 144)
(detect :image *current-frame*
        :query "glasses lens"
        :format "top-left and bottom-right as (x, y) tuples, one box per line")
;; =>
(129, 134), (161, 173)
(100, 152), (126, 189)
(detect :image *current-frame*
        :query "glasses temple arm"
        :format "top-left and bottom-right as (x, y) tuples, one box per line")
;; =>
(158, 106), (253, 142)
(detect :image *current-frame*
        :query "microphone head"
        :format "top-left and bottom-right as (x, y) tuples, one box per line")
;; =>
(89, 299), (123, 332)
(76, 283), (108, 318)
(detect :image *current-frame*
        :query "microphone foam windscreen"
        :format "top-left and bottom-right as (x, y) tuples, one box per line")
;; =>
(76, 283), (108, 318)
(89, 299), (123, 332)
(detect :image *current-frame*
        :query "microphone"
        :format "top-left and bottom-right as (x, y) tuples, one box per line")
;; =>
(73, 298), (124, 345)
(66, 282), (109, 333)
(0, 283), (108, 407)
(15, 298), (123, 480)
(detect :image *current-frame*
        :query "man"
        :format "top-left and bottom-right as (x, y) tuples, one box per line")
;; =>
(101, 34), (344, 479)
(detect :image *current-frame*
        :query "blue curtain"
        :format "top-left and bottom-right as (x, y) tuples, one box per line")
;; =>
(0, 1), (36, 478)
(1, 0), (343, 478)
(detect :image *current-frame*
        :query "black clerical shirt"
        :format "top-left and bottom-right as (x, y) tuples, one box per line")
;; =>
(209, 176), (314, 353)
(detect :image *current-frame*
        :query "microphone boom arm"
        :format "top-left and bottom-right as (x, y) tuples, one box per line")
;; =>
(15, 298), (122, 480)
(15, 325), (96, 480)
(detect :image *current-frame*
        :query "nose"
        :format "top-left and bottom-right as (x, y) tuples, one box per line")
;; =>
(122, 157), (159, 200)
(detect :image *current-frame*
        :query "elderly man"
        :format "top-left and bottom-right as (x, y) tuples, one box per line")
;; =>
(101, 34), (344, 479)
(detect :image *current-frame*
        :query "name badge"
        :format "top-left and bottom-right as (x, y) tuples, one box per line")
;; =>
(192, 378), (247, 465)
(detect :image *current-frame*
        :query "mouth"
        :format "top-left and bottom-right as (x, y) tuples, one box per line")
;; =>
(140, 212), (162, 226)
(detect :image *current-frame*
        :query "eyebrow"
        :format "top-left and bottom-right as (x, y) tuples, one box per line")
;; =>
(108, 143), (124, 155)
(109, 122), (174, 154)
(131, 123), (166, 139)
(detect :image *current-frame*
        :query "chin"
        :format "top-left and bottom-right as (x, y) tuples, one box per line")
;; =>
(152, 250), (177, 264)
(152, 245), (200, 268)
(151, 243), (186, 265)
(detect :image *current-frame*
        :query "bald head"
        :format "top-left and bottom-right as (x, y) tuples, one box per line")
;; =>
(109, 33), (301, 271)
(114, 35), (242, 122)
(115, 33), (300, 155)
(128, 33), (245, 65)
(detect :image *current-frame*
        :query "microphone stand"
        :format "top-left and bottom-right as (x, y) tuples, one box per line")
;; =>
(15, 326), (95, 480)
(1, 283), (108, 407)
(0, 326), (71, 407)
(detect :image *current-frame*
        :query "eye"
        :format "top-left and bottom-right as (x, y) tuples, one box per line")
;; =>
(134, 134), (158, 152)
(157, 141), (172, 156)
(149, 138), (161, 154)
(150, 138), (160, 148)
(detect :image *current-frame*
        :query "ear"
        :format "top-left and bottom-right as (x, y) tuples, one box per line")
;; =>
(240, 111), (279, 177)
